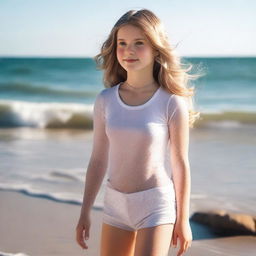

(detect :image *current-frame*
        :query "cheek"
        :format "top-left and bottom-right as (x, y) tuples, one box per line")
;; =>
(116, 48), (126, 68)
(137, 48), (154, 61)
(116, 48), (125, 59)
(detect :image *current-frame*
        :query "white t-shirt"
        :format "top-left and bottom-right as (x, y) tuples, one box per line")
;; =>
(91, 82), (189, 191)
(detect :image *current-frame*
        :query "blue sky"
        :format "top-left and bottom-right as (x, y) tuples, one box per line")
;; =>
(0, 0), (255, 57)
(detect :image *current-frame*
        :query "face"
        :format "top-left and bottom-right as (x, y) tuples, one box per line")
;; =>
(116, 24), (156, 73)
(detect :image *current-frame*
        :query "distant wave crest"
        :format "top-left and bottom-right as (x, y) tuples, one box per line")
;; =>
(0, 100), (93, 129)
(197, 111), (256, 128)
(0, 100), (255, 129)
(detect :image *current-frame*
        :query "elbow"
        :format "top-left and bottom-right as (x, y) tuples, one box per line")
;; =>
(171, 156), (190, 172)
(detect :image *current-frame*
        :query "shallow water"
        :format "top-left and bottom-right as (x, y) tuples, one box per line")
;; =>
(0, 125), (255, 217)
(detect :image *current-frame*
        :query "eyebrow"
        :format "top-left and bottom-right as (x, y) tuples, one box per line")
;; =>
(117, 38), (146, 41)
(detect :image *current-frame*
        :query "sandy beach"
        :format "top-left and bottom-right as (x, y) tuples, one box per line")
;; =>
(1, 190), (256, 256)
(0, 190), (100, 256)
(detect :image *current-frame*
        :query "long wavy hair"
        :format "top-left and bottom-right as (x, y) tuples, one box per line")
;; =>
(94, 9), (204, 128)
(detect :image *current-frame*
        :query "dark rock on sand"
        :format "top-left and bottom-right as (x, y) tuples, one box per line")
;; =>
(190, 210), (256, 236)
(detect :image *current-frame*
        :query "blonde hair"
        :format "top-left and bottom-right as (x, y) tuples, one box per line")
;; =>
(94, 9), (204, 128)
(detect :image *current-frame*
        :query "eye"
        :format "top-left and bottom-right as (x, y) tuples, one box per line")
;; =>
(136, 41), (144, 45)
(118, 42), (126, 46)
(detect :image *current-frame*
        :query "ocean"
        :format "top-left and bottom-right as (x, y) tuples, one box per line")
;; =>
(0, 57), (256, 129)
(0, 57), (255, 225)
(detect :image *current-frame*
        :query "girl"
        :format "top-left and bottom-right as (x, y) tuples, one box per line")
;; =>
(76, 8), (201, 256)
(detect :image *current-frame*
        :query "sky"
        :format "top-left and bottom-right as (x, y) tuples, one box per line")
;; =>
(0, 0), (255, 57)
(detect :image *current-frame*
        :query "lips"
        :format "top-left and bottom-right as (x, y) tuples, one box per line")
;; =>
(124, 59), (138, 63)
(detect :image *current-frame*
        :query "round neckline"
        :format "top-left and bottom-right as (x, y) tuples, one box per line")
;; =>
(116, 82), (162, 110)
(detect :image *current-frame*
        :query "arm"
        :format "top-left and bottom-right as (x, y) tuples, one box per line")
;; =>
(168, 95), (191, 222)
(80, 92), (109, 216)
(168, 95), (193, 255)
(76, 92), (109, 249)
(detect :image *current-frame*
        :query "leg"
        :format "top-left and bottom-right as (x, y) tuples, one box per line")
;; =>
(100, 222), (137, 256)
(134, 223), (174, 256)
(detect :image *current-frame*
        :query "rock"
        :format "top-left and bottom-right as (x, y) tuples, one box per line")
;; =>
(190, 210), (256, 236)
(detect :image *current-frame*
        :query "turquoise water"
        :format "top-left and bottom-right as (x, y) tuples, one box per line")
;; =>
(0, 57), (255, 128)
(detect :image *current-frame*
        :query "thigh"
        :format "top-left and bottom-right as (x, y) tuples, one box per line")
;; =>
(100, 222), (137, 256)
(134, 223), (174, 256)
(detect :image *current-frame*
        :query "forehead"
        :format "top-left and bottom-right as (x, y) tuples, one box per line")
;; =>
(117, 25), (146, 40)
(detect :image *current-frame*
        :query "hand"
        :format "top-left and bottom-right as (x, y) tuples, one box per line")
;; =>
(171, 219), (192, 256)
(76, 212), (91, 250)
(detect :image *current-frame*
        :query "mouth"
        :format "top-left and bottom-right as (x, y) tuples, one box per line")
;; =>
(124, 59), (139, 63)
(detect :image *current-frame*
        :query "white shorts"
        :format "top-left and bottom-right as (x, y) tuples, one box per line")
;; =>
(103, 178), (177, 231)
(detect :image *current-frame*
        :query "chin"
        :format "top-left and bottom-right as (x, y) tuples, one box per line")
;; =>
(124, 64), (144, 71)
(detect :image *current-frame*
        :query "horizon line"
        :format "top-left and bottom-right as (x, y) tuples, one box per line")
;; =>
(1, 54), (256, 58)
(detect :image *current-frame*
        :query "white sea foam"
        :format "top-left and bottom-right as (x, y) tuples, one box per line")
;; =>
(0, 251), (30, 256)
(0, 100), (93, 128)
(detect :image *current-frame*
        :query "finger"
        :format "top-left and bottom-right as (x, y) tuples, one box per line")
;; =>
(76, 227), (88, 249)
(186, 240), (192, 250)
(177, 247), (183, 256)
(79, 239), (88, 250)
(84, 228), (90, 241)
(76, 232), (87, 249)
(171, 233), (178, 247)
(177, 240), (186, 256)
(183, 241), (190, 253)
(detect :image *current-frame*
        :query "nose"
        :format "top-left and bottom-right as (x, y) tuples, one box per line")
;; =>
(126, 44), (135, 55)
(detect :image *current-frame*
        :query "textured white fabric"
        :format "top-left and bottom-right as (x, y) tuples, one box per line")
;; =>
(103, 178), (176, 231)
(92, 82), (189, 190)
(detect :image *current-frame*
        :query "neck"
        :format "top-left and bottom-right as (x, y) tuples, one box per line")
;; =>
(126, 68), (156, 89)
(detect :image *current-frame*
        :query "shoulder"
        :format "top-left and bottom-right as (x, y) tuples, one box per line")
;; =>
(169, 94), (188, 108)
(161, 85), (188, 108)
(156, 86), (188, 111)
(96, 85), (117, 99)
(165, 92), (189, 122)
(94, 85), (117, 105)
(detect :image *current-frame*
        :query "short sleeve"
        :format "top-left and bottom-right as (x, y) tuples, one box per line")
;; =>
(167, 94), (190, 162)
(90, 92), (109, 163)
(93, 92), (105, 124)
(167, 94), (189, 125)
